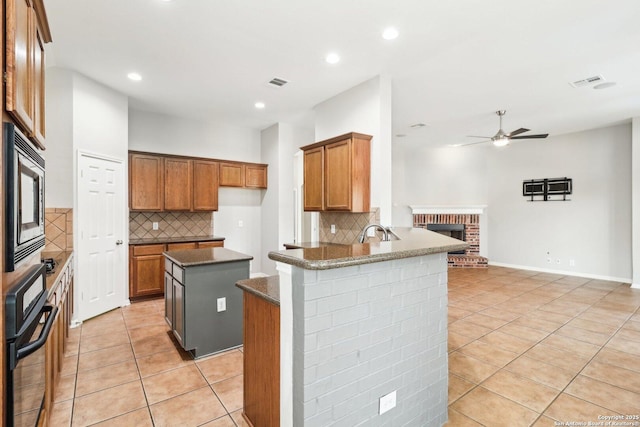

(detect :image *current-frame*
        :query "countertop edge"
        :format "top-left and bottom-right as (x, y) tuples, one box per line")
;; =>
(236, 276), (280, 306)
(129, 236), (225, 245)
(164, 247), (253, 267)
(268, 242), (468, 270)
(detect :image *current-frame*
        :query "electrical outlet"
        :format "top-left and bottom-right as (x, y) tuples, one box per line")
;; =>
(379, 390), (396, 415)
(152, 222), (159, 230)
(217, 297), (226, 312)
(330, 224), (336, 234)
(238, 220), (244, 228)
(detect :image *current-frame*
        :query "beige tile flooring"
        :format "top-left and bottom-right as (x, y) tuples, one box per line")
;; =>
(49, 266), (640, 426)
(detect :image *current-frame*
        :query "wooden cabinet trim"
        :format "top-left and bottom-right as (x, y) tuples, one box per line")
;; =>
(300, 132), (372, 151)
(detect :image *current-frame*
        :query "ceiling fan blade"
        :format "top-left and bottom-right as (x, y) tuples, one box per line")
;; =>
(510, 133), (549, 140)
(507, 128), (529, 137)
(466, 135), (492, 139)
(456, 139), (491, 147)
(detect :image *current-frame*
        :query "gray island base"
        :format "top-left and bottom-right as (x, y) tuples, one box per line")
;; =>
(269, 227), (466, 427)
(164, 247), (253, 359)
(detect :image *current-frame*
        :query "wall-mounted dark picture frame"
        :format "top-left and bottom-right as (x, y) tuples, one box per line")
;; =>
(523, 177), (572, 202)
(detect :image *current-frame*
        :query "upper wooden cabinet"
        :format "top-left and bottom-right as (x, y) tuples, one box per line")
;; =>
(164, 158), (193, 211)
(303, 147), (324, 211)
(5, 0), (51, 149)
(219, 162), (268, 189)
(193, 160), (219, 211)
(245, 164), (267, 189)
(219, 162), (244, 187)
(301, 132), (371, 213)
(130, 153), (164, 211)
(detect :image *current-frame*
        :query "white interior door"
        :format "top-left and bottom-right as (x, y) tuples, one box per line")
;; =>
(77, 152), (126, 321)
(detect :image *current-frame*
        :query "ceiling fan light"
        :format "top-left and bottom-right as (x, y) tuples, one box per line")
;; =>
(493, 137), (509, 147)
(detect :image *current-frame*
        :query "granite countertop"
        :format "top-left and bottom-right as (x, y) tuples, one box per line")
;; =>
(41, 250), (74, 292)
(129, 235), (225, 245)
(236, 275), (280, 306)
(283, 242), (344, 250)
(269, 227), (468, 270)
(164, 247), (253, 267)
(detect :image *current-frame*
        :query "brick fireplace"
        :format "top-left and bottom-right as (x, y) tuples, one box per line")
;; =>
(412, 206), (488, 268)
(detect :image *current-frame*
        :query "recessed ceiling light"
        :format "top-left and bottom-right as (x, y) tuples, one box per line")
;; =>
(593, 82), (617, 90)
(325, 53), (340, 64)
(127, 72), (142, 81)
(254, 102), (265, 109)
(382, 27), (399, 40)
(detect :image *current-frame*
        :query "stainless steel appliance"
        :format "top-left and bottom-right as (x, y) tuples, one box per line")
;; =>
(4, 122), (46, 272)
(5, 264), (57, 426)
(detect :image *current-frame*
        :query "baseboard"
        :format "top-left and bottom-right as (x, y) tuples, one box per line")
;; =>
(632, 282), (640, 289)
(488, 261), (632, 284)
(121, 299), (131, 307)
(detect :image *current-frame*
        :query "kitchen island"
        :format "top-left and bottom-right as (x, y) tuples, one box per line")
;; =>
(163, 247), (252, 358)
(268, 227), (466, 427)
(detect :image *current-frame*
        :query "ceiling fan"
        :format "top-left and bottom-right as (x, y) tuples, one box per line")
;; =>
(462, 110), (549, 147)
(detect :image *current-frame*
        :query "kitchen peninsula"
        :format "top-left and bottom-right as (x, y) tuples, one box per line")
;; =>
(260, 227), (466, 427)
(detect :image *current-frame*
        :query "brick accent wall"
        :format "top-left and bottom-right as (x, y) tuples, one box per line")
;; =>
(290, 253), (449, 426)
(413, 213), (487, 268)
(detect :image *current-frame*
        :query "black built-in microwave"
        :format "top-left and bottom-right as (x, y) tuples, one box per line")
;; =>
(4, 122), (46, 271)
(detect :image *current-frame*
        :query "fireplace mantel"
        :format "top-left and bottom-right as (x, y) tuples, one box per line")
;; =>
(410, 205), (487, 215)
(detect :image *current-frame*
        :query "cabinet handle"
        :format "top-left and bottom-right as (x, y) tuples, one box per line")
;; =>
(116, 240), (123, 245)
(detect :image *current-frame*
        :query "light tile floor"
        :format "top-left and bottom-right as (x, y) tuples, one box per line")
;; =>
(49, 266), (640, 426)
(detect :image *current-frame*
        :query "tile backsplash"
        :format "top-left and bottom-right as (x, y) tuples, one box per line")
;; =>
(45, 208), (73, 252)
(129, 211), (214, 240)
(319, 208), (379, 244)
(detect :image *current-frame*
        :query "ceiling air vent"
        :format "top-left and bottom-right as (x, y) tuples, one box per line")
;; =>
(570, 75), (604, 88)
(410, 123), (427, 128)
(268, 77), (289, 87)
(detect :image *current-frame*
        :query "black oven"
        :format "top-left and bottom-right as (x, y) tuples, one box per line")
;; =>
(4, 122), (46, 272)
(5, 264), (57, 427)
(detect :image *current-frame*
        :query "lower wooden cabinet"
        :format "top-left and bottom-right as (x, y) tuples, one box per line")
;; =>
(130, 240), (224, 299)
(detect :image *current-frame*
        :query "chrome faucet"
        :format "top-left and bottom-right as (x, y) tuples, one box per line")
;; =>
(358, 224), (389, 243)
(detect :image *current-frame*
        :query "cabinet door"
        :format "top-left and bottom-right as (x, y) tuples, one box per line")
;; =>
(245, 164), (267, 189)
(167, 242), (197, 251)
(31, 14), (46, 148)
(303, 147), (324, 211)
(193, 160), (219, 211)
(197, 240), (224, 249)
(172, 279), (185, 347)
(164, 272), (173, 327)
(6, 0), (35, 134)
(131, 254), (165, 298)
(324, 139), (352, 210)
(130, 154), (164, 210)
(219, 162), (244, 187)
(164, 158), (193, 211)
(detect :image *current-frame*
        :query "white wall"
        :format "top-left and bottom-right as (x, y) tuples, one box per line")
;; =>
(45, 68), (74, 207)
(314, 76), (393, 224)
(394, 123), (633, 281)
(128, 109), (264, 272)
(632, 117), (640, 288)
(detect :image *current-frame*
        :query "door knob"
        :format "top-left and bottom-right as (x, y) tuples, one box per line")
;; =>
(116, 240), (123, 245)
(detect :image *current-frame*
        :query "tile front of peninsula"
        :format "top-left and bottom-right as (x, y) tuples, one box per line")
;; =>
(269, 227), (466, 426)
(164, 247), (253, 358)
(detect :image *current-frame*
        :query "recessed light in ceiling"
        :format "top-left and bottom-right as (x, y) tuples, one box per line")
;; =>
(254, 102), (265, 109)
(325, 53), (340, 64)
(382, 27), (399, 40)
(127, 72), (142, 81)
(593, 82), (617, 90)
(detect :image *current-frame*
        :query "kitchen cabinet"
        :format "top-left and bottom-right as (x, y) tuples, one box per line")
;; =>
(129, 239), (224, 299)
(164, 158), (193, 211)
(219, 162), (244, 187)
(301, 132), (371, 212)
(163, 248), (252, 358)
(5, 0), (51, 149)
(193, 160), (219, 211)
(129, 244), (165, 299)
(164, 271), (173, 327)
(245, 164), (268, 189)
(129, 153), (164, 211)
(303, 147), (324, 211)
(219, 161), (268, 189)
(44, 252), (74, 425)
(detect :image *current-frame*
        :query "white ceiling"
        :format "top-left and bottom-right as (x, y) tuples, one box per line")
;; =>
(45, 0), (640, 147)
